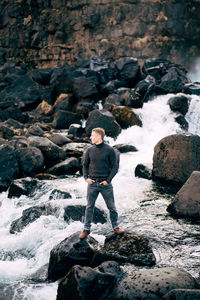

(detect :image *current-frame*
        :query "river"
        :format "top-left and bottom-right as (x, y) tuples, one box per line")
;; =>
(0, 93), (200, 299)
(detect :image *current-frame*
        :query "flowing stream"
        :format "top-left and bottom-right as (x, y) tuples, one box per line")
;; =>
(0, 93), (200, 299)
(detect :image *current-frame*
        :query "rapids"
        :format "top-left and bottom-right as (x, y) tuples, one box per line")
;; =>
(0, 93), (200, 299)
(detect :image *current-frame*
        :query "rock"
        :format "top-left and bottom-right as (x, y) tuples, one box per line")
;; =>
(72, 100), (97, 118)
(135, 164), (152, 180)
(10, 204), (57, 233)
(163, 289), (200, 300)
(52, 110), (81, 130)
(167, 94), (190, 115)
(27, 124), (45, 137)
(36, 100), (53, 115)
(9, 136), (29, 149)
(175, 115), (189, 131)
(91, 232), (156, 267)
(53, 94), (73, 113)
(142, 83), (167, 102)
(34, 173), (57, 180)
(47, 157), (80, 176)
(47, 232), (99, 281)
(62, 142), (91, 158)
(116, 88), (132, 106)
(27, 264), (48, 283)
(167, 171), (200, 219)
(50, 64), (75, 96)
(30, 68), (53, 86)
(15, 147), (44, 176)
(0, 144), (19, 188)
(49, 189), (72, 200)
(142, 58), (174, 81)
(159, 67), (189, 93)
(152, 134), (200, 185)
(72, 73), (99, 99)
(104, 93), (123, 106)
(56, 264), (116, 300)
(110, 267), (198, 300)
(48, 133), (71, 146)
(183, 82), (200, 96)
(85, 109), (121, 138)
(113, 144), (138, 153)
(28, 136), (66, 167)
(68, 124), (85, 137)
(8, 177), (43, 198)
(111, 106), (142, 129)
(64, 205), (107, 224)
(115, 57), (141, 86)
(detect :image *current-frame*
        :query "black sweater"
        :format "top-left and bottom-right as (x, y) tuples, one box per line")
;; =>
(82, 142), (118, 183)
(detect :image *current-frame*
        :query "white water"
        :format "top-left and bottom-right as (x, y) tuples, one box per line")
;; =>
(0, 93), (200, 299)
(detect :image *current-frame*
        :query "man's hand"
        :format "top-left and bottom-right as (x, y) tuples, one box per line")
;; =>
(100, 180), (109, 186)
(86, 178), (95, 184)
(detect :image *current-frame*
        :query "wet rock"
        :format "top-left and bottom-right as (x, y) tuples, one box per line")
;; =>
(135, 164), (152, 180)
(27, 124), (45, 136)
(47, 232), (99, 281)
(53, 94), (73, 113)
(8, 177), (44, 198)
(115, 57), (141, 86)
(10, 204), (57, 233)
(142, 83), (167, 102)
(48, 133), (71, 146)
(56, 264), (116, 300)
(142, 58), (174, 81)
(62, 142), (91, 158)
(163, 288), (200, 300)
(72, 100), (97, 118)
(68, 124), (85, 137)
(104, 93), (123, 106)
(9, 136), (28, 149)
(0, 144), (19, 189)
(152, 134), (200, 185)
(113, 144), (138, 153)
(110, 267), (198, 300)
(15, 147), (44, 177)
(91, 232), (156, 267)
(52, 110), (81, 130)
(167, 171), (200, 219)
(64, 205), (107, 224)
(27, 264), (48, 283)
(111, 106), (142, 129)
(30, 68), (53, 86)
(175, 115), (189, 131)
(47, 157), (80, 176)
(72, 73), (99, 99)
(159, 67), (189, 93)
(49, 189), (72, 200)
(167, 94), (190, 115)
(34, 173), (57, 180)
(28, 136), (66, 168)
(183, 82), (200, 95)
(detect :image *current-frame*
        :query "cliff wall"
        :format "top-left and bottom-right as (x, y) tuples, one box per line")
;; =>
(0, 0), (199, 68)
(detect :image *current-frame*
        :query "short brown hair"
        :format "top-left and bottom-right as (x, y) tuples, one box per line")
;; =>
(92, 127), (105, 139)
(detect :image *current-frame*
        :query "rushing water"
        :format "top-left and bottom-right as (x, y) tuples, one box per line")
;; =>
(0, 93), (200, 299)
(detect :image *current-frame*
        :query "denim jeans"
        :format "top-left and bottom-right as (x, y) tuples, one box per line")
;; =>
(83, 182), (118, 230)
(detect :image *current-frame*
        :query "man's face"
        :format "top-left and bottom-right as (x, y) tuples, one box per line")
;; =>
(90, 131), (102, 144)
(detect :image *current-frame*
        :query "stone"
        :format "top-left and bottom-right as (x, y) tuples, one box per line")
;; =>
(68, 124), (84, 137)
(72, 100), (97, 118)
(27, 124), (45, 136)
(36, 100), (53, 115)
(142, 58), (174, 81)
(167, 94), (190, 115)
(56, 264), (116, 300)
(27, 264), (48, 283)
(52, 110), (81, 129)
(175, 115), (189, 131)
(9, 136), (29, 149)
(152, 134), (200, 185)
(135, 164), (152, 180)
(104, 93), (123, 106)
(49, 189), (72, 200)
(62, 142), (91, 158)
(30, 68), (53, 86)
(167, 171), (200, 219)
(113, 144), (138, 153)
(85, 109), (121, 138)
(47, 157), (80, 176)
(110, 267), (198, 300)
(72, 74), (99, 99)
(115, 57), (141, 85)
(111, 106), (142, 129)
(64, 205), (107, 224)
(159, 67), (189, 93)
(53, 94), (73, 113)
(183, 83), (200, 96)
(48, 133), (71, 146)
(28, 136), (66, 167)
(15, 147), (44, 176)
(8, 177), (43, 198)
(163, 289), (200, 300)
(47, 232), (99, 281)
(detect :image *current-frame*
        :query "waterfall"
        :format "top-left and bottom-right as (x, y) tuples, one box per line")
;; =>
(0, 93), (200, 299)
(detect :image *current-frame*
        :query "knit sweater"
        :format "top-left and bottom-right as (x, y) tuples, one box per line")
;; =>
(82, 142), (118, 183)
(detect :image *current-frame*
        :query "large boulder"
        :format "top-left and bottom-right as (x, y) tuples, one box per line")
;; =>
(72, 73), (99, 99)
(159, 67), (189, 93)
(135, 164), (152, 180)
(85, 109), (121, 138)
(167, 94), (190, 115)
(167, 171), (200, 219)
(91, 232), (156, 267)
(47, 157), (80, 176)
(62, 142), (91, 158)
(115, 57), (141, 86)
(49, 188), (72, 200)
(152, 134), (200, 185)
(142, 58), (174, 81)
(28, 136), (66, 167)
(52, 110), (82, 129)
(0, 144), (19, 190)
(64, 205), (107, 224)
(47, 232), (99, 281)
(183, 83), (200, 96)
(15, 147), (44, 176)
(8, 177), (44, 198)
(110, 267), (198, 300)
(111, 106), (142, 129)
(163, 289), (200, 300)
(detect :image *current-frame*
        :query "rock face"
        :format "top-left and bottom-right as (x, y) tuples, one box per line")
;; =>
(167, 171), (200, 219)
(0, 0), (199, 68)
(152, 134), (200, 185)
(110, 267), (198, 300)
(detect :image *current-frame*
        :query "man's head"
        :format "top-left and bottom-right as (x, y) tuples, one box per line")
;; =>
(90, 128), (105, 144)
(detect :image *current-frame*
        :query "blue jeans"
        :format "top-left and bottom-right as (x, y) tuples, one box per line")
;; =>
(84, 182), (118, 230)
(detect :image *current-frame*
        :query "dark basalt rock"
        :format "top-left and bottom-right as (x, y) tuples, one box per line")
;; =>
(49, 189), (72, 200)
(47, 157), (80, 176)
(111, 105), (142, 129)
(113, 144), (138, 153)
(47, 232), (99, 281)
(135, 164), (152, 180)
(64, 205), (107, 224)
(183, 82), (200, 95)
(159, 67), (189, 94)
(8, 177), (44, 198)
(48, 133), (71, 146)
(115, 57), (141, 86)
(62, 142), (91, 158)
(175, 115), (189, 131)
(52, 110), (82, 130)
(168, 94), (190, 115)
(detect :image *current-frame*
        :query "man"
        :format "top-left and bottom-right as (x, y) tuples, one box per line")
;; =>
(80, 127), (123, 239)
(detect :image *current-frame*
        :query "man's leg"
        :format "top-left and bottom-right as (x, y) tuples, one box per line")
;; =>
(100, 184), (119, 229)
(83, 183), (99, 231)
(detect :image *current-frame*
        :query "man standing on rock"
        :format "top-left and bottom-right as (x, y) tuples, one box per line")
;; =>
(80, 127), (123, 239)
